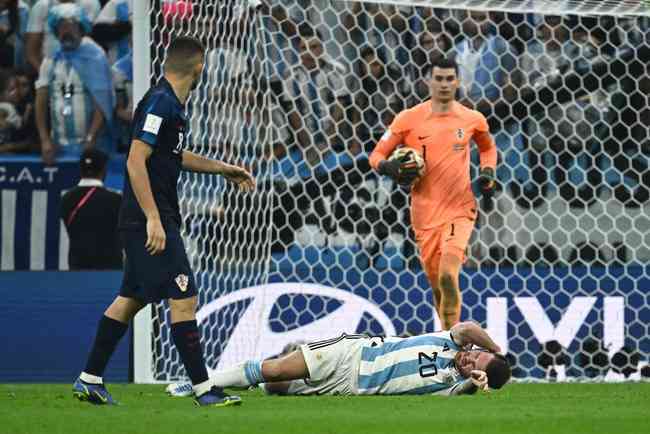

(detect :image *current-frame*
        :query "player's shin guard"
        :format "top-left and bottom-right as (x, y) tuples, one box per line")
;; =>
(212, 361), (264, 389)
(170, 320), (210, 395)
(83, 315), (129, 379)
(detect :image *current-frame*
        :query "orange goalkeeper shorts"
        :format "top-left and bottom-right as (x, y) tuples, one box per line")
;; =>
(414, 217), (475, 270)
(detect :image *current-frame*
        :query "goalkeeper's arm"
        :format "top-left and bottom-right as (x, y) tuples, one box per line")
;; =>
(474, 130), (498, 194)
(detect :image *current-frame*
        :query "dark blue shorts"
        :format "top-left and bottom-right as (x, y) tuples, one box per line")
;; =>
(119, 226), (197, 303)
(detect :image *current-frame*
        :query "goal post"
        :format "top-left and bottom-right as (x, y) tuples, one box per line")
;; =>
(133, 0), (650, 383)
(132, 0), (154, 384)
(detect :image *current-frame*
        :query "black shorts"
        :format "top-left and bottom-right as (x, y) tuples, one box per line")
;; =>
(119, 226), (197, 303)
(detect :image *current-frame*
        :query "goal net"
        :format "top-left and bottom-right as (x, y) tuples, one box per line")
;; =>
(134, 0), (650, 383)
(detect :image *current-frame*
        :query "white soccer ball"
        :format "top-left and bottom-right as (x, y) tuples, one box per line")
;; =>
(388, 147), (426, 180)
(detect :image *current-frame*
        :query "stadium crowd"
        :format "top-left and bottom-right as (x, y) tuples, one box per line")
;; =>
(1, 0), (649, 268)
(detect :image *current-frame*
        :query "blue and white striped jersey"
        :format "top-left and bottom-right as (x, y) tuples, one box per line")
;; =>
(36, 43), (96, 149)
(355, 331), (465, 395)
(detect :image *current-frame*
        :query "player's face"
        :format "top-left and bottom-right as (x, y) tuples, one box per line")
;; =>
(429, 67), (458, 103)
(454, 350), (495, 378)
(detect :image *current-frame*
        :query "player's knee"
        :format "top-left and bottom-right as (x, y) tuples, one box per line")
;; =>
(169, 297), (197, 316)
(105, 296), (143, 322)
(261, 359), (284, 382)
(439, 272), (456, 293)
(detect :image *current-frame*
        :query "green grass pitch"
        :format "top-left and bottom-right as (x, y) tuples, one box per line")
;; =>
(1, 383), (648, 434)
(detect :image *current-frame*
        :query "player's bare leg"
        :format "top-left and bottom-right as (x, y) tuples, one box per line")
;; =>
(105, 296), (146, 323)
(262, 350), (309, 382)
(207, 348), (309, 391)
(169, 296), (198, 323)
(438, 253), (463, 330)
(430, 274), (442, 320)
(423, 255), (443, 323)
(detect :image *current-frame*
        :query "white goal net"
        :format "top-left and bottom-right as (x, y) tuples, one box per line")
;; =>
(134, 0), (650, 383)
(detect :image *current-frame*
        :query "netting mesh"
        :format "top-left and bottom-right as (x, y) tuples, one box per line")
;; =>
(145, 0), (650, 382)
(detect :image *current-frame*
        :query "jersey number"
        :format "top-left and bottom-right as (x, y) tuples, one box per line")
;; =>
(418, 351), (438, 378)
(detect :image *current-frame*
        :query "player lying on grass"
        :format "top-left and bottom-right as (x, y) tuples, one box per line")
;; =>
(168, 321), (510, 397)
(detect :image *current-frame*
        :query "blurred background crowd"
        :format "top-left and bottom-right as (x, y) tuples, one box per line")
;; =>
(1, 0), (650, 269)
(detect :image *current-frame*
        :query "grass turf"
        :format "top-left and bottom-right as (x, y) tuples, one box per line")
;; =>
(1, 383), (648, 434)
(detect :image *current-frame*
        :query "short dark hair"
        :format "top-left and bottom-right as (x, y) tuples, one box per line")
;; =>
(486, 353), (511, 389)
(165, 36), (205, 74)
(80, 148), (108, 178)
(429, 56), (459, 75)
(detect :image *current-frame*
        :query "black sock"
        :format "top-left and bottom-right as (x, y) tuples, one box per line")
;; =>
(171, 320), (209, 386)
(84, 315), (129, 377)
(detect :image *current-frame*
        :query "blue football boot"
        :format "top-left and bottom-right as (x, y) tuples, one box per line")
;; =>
(73, 377), (116, 405)
(194, 386), (242, 408)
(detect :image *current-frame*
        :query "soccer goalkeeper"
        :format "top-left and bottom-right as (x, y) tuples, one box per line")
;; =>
(369, 57), (498, 330)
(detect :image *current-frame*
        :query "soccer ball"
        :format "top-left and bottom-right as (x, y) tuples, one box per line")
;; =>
(388, 147), (425, 183)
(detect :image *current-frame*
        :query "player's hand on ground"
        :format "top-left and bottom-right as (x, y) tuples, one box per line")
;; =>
(221, 164), (255, 192)
(145, 217), (166, 255)
(470, 370), (489, 392)
(478, 167), (496, 195)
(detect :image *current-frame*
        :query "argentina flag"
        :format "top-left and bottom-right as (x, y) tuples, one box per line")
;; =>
(0, 158), (79, 270)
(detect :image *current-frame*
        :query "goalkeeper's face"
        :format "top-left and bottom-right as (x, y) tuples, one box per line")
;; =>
(454, 350), (495, 378)
(429, 67), (459, 103)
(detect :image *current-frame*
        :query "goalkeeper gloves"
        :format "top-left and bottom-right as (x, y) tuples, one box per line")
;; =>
(478, 167), (496, 195)
(378, 158), (420, 186)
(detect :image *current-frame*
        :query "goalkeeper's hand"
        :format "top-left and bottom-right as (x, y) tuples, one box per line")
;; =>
(378, 158), (419, 186)
(478, 167), (496, 195)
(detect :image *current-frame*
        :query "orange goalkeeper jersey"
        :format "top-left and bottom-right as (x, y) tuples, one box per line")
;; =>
(369, 100), (497, 231)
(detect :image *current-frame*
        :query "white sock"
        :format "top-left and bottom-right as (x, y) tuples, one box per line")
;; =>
(212, 361), (264, 388)
(193, 379), (212, 397)
(80, 372), (103, 385)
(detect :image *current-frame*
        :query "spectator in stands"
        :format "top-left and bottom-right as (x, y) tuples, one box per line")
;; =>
(0, 100), (20, 145)
(452, 10), (520, 123)
(0, 0), (30, 68)
(91, 0), (131, 64)
(35, 3), (114, 164)
(60, 148), (122, 270)
(199, 19), (259, 156)
(354, 3), (411, 66)
(0, 68), (37, 152)
(412, 31), (450, 75)
(25, 0), (99, 72)
(412, 30), (452, 101)
(521, 15), (611, 207)
(112, 46), (130, 152)
(275, 30), (351, 163)
(600, 16), (650, 207)
(352, 45), (409, 153)
(450, 9), (522, 191)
